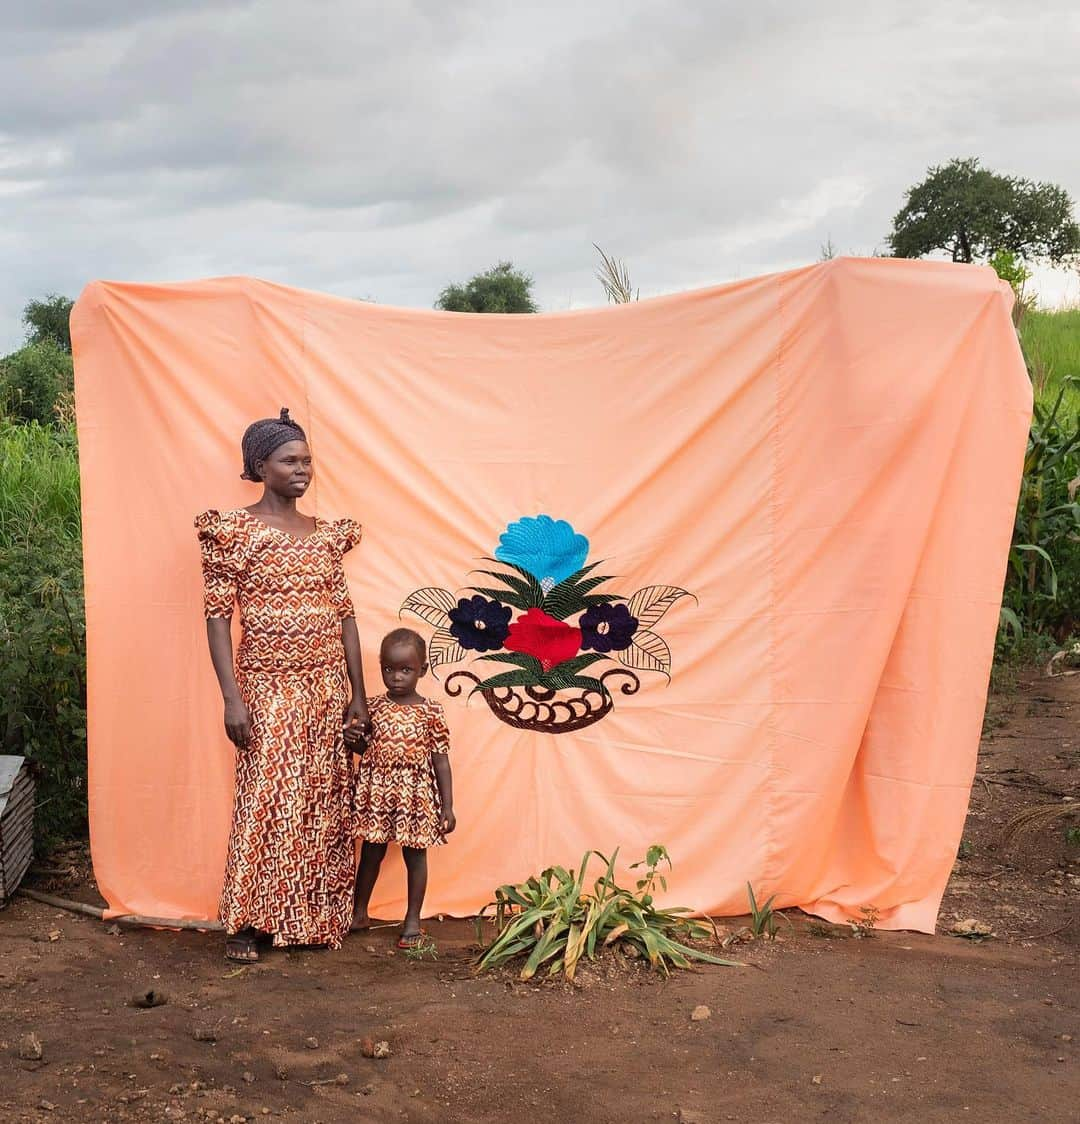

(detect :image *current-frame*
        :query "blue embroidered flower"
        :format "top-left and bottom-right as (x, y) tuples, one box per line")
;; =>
(580, 603), (638, 653)
(448, 595), (512, 652)
(495, 515), (589, 592)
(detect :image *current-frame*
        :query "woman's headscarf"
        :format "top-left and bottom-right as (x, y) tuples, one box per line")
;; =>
(240, 407), (307, 481)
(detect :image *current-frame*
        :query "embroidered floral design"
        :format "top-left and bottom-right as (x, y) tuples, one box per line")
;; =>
(504, 608), (582, 672)
(580, 602), (638, 653)
(495, 515), (590, 593)
(400, 516), (694, 733)
(448, 595), (512, 652)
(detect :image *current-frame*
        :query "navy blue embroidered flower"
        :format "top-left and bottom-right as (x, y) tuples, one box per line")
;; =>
(495, 515), (589, 592)
(448, 595), (512, 652)
(579, 603), (638, 653)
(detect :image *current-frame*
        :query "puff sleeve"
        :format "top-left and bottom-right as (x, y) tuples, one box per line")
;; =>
(428, 702), (450, 756)
(328, 517), (362, 620)
(194, 510), (246, 619)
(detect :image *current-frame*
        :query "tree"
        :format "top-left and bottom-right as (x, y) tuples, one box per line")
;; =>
(435, 262), (538, 313)
(888, 157), (1080, 265)
(23, 294), (75, 353)
(0, 339), (74, 424)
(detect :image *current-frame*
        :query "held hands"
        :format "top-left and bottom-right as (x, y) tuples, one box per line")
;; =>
(343, 697), (371, 751)
(223, 698), (252, 749)
(440, 807), (457, 835)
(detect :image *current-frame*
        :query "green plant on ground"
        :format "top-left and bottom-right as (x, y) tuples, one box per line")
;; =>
(475, 846), (740, 979)
(847, 905), (880, 939)
(403, 934), (439, 962)
(746, 882), (782, 939)
(806, 922), (838, 938)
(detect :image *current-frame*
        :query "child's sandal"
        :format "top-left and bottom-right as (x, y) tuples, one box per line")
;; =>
(396, 929), (427, 949)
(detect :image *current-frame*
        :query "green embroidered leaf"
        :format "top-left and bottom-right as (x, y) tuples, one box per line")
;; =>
(625, 585), (696, 629)
(472, 668), (543, 695)
(618, 628), (671, 678)
(477, 652), (544, 677)
(466, 586), (531, 611)
(470, 569), (537, 600)
(543, 574), (618, 619)
(545, 652), (606, 677)
(539, 592), (580, 621)
(541, 670), (608, 695)
(428, 629), (466, 679)
(400, 587), (456, 629)
(581, 593), (624, 606)
(479, 559), (545, 606)
(559, 559), (608, 584)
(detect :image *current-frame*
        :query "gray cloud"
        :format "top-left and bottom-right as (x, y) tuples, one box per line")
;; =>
(2, 0), (1078, 348)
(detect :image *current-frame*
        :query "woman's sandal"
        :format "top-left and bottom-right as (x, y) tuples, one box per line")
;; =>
(225, 929), (270, 962)
(396, 929), (427, 950)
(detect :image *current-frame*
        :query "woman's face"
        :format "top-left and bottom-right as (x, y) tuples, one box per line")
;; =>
(257, 439), (313, 498)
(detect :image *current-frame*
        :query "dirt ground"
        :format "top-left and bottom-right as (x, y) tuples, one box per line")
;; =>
(2, 671), (1077, 1124)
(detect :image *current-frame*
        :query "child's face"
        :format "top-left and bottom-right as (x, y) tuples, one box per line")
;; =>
(380, 641), (427, 697)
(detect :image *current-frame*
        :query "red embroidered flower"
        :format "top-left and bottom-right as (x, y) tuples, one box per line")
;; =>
(504, 608), (582, 672)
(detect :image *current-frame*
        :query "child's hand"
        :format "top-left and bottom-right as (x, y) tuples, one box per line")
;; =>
(440, 807), (456, 835)
(344, 696), (370, 731)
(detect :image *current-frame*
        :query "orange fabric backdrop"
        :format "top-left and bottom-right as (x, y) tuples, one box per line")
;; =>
(71, 258), (1030, 932)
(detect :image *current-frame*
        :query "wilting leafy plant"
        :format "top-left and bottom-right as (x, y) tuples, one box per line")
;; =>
(475, 846), (740, 979)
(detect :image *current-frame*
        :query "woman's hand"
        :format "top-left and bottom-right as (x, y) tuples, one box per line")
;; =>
(343, 696), (370, 750)
(224, 697), (251, 748)
(440, 807), (457, 835)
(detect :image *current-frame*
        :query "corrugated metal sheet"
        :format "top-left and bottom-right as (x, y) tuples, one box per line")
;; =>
(0, 756), (34, 903)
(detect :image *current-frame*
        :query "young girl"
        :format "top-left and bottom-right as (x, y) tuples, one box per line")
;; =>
(351, 627), (455, 947)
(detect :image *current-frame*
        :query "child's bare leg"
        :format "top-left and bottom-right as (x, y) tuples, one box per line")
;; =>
(352, 841), (388, 931)
(401, 846), (428, 938)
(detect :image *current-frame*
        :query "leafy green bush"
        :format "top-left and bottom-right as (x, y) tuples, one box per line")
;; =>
(1002, 382), (1080, 636)
(0, 419), (86, 847)
(0, 339), (74, 425)
(475, 845), (739, 979)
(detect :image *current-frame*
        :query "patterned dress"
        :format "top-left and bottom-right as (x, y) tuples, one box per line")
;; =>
(353, 696), (450, 849)
(195, 508), (361, 949)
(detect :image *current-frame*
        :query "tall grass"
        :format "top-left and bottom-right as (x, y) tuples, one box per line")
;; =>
(1020, 308), (1080, 410)
(0, 420), (81, 548)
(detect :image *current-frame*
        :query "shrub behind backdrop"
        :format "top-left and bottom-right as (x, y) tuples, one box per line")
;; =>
(0, 418), (86, 846)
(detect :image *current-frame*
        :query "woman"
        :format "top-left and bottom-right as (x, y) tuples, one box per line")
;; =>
(196, 408), (368, 960)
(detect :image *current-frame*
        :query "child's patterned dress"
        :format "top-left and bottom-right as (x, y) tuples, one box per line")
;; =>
(353, 696), (450, 848)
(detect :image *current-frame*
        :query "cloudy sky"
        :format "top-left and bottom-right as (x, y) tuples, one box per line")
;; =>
(2, 0), (1078, 350)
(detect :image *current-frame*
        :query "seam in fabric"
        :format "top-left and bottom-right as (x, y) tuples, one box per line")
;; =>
(761, 268), (791, 901)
